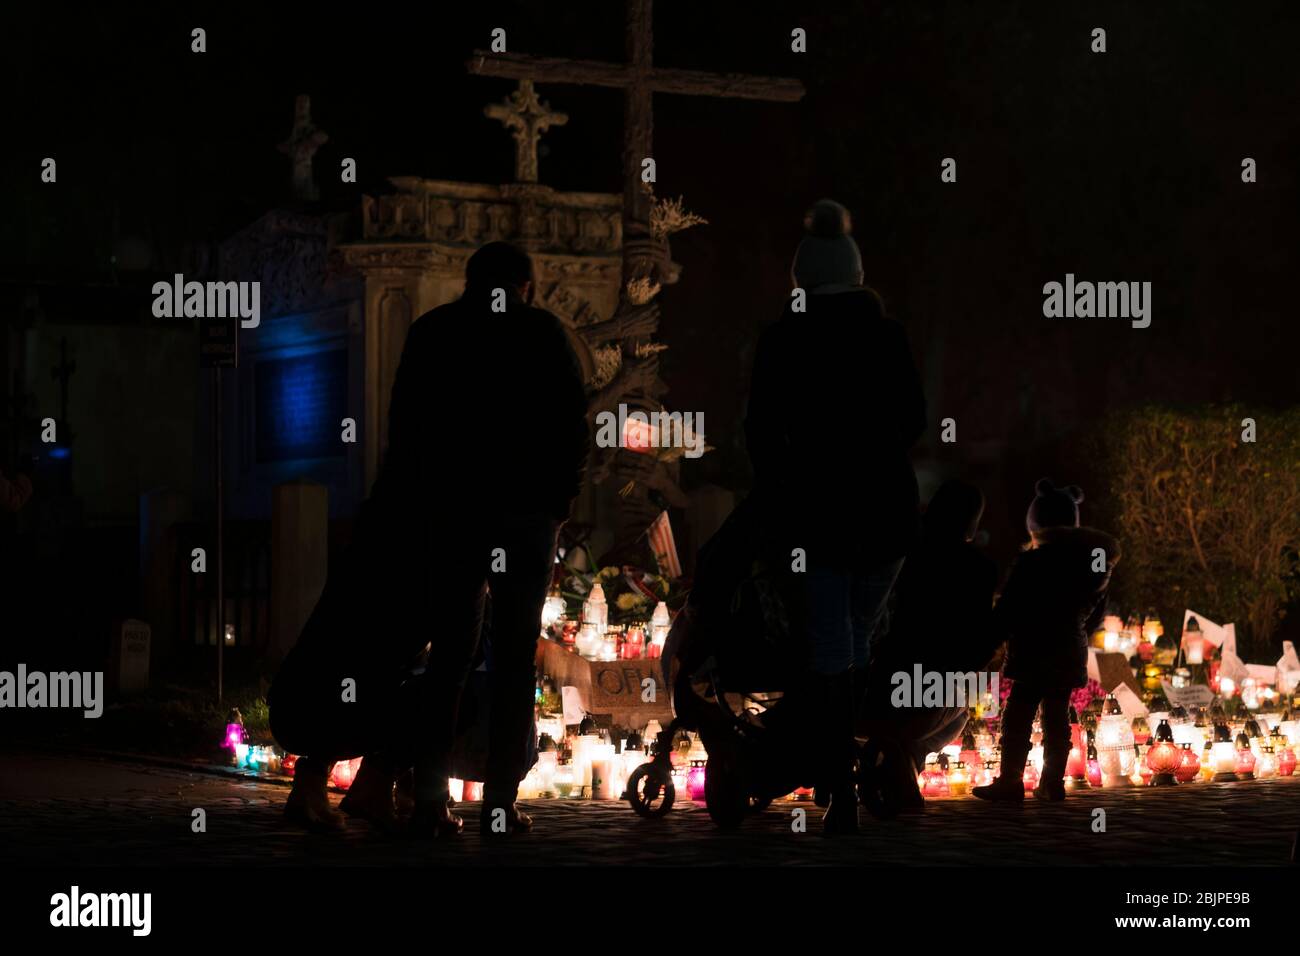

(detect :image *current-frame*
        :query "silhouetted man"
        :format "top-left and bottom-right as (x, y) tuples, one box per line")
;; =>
(270, 241), (588, 837)
(386, 240), (588, 834)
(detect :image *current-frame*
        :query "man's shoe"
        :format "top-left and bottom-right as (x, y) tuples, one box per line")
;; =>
(480, 802), (534, 835)
(339, 757), (402, 832)
(972, 775), (1025, 803)
(407, 800), (464, 838)
(1034, 781), (1066, 802)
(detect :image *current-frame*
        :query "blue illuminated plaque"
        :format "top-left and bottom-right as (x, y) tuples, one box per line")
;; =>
(255, 350), (347, 462)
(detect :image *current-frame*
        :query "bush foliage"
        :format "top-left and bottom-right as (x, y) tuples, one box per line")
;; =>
(1092, 405), (1300, 661)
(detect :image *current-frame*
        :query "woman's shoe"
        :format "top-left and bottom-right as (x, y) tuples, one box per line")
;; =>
(283, 758), (347, 833)
(822, 785), (860, 835)
(972, 775), (1025, 803)
(339, 758), (402, 833)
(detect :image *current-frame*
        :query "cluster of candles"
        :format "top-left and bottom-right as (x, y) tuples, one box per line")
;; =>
(917, 698), (1300, 798)
(510, 718), (706, 801)
(542, 582), (672, 662)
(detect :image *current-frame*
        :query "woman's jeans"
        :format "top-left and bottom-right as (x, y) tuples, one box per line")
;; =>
(804, 559), (904, 675)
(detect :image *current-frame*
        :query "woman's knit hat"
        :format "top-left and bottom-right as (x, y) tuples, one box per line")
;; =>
(791, 199), (864, 291)
(1026, 478), (1083, 533)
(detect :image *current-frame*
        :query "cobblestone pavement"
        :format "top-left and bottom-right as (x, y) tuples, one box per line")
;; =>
(2, 751), (1298, 866)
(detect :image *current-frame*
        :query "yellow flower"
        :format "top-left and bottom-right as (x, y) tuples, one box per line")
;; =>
(617, 593), (647, 611)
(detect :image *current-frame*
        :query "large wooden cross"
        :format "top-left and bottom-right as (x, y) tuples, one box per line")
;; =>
(468, 0), (804, 261)
(468, 0), (803, 560)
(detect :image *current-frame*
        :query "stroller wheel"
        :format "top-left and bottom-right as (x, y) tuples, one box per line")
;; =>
(704, 757), (749, 830)
(627, 764), (675, 818)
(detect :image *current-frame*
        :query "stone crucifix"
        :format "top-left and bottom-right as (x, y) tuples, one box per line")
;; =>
(278, 95), (329, 201)
(485, 80), (569, 184)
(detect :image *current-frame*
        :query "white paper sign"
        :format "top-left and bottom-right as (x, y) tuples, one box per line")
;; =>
(1182, 609), (1230, 649)
(1112, 683), (1148, 717)
(1218, 646), (1249, 683)
(561, 685), (586, 725)
(1276, 641), (1300, 693)
(1245, 663), (1278, 685)
(1160, 680), (1215, 709)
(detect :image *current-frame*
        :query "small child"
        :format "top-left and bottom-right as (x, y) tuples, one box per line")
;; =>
(973, 479), (1120, 803)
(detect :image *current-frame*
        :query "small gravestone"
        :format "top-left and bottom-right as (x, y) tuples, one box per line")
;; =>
(112, 619), (151, 695)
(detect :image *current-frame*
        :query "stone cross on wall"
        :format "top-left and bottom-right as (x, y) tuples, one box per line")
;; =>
(278, 95), (329, 201)
(485, 80), (569, 184)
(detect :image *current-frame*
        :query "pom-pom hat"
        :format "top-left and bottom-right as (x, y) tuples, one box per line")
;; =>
(791, 199), (864, 292)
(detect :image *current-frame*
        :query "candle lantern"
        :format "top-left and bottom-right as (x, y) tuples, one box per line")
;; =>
(650, 600), (671, 650)
(621, 625), (646, 660)
(1145, 610), (1167, 652)
(687, 760), (707, 800)
(1278, 709), (1300, 747)
(1085, 736), (1103, 788)
(329, 757), (361, 790)
(541, 590), (566, 631)
(600, 625), (621, 662)
(1144, 720), (1181, 786)
(920, 758), (949, 797)
(1278, 745), (1297, 777)
(561, 620), (578, 646)
(575, 623), (602, 659)
(959, 728), (984, 774)
(1169, 705), (1204, 754)
(1234, 733), (1256, 780)
(1130, 716), (1150, 747)
(281, 753), (298, 776)
(1022, 760), (1039, 792)
(1096, 695), (1136, 787)
(1182, 615), (1205, 665)
(949, 759), (971, 796)
(582, 581), (608, 629)
(1210, 722), (1238, 781)
(1255, 746), (1278, 780)
(1141, 663), (1164, 693)
(223, 708), (247, 761)
(553, 763), (577, 799)
(1199, 741), (1215, 781)
(1131, 744), (1151, 785)
(1065, 708), (1087, 785)
(1175, 743), (1200, 783)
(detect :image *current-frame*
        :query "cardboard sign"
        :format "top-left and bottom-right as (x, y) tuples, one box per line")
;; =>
(536, 638), (674, 727)
(1094, 651), (1143, 699)
(1160, 680), (1214, 709)
(587, 659), (661, 712)
(199, 316), (239, 368)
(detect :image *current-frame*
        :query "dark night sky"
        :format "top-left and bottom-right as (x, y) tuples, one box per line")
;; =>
(7, 1), (1300, 554)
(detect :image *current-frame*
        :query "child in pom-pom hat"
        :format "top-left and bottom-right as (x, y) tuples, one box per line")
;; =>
(973, 479), (1121, 803)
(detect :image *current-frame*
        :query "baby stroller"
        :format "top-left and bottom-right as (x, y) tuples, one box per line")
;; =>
(625, 496), (826, 829)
